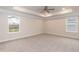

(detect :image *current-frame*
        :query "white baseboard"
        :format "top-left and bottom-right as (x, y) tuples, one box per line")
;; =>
(0, 33), (79, 43)
(46, 33), (79, 40)
(0, 33), (43, 43)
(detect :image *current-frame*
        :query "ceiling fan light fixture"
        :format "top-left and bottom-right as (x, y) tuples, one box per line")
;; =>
(41, 10), (49, 15)
(40, 6), (54, 17)
(41, 12), (52, 17)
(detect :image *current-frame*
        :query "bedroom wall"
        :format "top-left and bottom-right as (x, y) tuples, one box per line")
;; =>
(45, 16), (79, 39)
(0, 12), (43, 42)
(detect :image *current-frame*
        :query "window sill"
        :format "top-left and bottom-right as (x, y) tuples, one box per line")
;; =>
(8, 32), (20, 34)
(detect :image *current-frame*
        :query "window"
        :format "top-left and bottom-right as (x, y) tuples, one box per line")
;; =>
(8, 16), (20, 32)
(66, 16), (78, 32)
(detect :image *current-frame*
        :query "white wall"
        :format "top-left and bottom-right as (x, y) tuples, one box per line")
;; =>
(0, 12), (43, 42)
(1, 9), (79, 43)
(45, 16), (79, 39)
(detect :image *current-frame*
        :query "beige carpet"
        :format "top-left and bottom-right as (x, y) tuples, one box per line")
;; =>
(0, 34), (79, 52)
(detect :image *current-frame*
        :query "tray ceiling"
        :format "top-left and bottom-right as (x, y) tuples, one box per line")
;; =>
(0, 6), (79, 17)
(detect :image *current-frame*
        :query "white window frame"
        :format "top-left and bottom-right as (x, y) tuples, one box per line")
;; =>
(8, 15), (20, 33)
(66, 16), (78, 32)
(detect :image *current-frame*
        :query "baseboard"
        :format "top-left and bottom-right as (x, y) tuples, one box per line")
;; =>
(1, 33), (79, 43)
(0, 33), (43, 43)
(46, 33), (79, 40)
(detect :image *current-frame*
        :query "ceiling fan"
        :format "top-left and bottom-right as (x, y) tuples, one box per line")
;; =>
(41, 6), (55, 17)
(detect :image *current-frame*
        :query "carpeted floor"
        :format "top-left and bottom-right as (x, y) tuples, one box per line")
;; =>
(0, 34), (79, 52)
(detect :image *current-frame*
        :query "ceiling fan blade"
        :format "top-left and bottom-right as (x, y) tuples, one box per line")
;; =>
(44, 6), (48, 10)
(47, 10), (49, 13)
(48, 9), (55, 10)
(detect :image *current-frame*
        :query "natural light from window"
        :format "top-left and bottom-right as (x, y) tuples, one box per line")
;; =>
(66, 16), (78, 32)
(8, 16), (20, 32)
